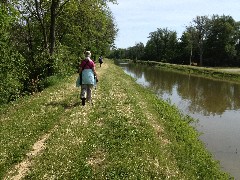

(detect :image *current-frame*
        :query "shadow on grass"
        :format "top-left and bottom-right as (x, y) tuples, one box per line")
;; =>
(46, 101), (82, 110)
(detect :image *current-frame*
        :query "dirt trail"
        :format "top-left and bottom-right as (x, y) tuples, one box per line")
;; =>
(4, 62), (108, 180)
(5, 133), (52, 180)
(3, 60), (183, 179)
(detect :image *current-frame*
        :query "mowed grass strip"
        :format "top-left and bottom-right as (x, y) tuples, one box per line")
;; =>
(23, 61), (183, 179)
(1, 60), (231, 179)
(0, 75), (79, 178)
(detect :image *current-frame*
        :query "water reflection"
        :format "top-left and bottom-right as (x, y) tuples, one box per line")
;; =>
(116, 60), (240, 179)
(123, 63), (240, 116)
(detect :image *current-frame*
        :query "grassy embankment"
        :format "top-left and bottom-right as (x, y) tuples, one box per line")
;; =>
(136, 60), (240, 84)
(0, 59), (232, 179)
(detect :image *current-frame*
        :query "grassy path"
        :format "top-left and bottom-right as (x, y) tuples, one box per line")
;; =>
(1, 60), (231, 179)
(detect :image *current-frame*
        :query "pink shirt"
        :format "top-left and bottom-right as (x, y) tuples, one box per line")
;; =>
(80, 59), (95, 69)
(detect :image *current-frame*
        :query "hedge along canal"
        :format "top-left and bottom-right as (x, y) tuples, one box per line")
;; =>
(116, 59), (240, 179)
(1, 59), (231, 179)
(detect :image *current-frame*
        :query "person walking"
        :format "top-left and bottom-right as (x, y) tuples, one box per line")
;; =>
(79, 51), (98, 106)
(98, 55), (103, 67)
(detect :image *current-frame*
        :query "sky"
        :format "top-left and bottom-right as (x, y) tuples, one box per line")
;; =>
(108, 0), (240, 49)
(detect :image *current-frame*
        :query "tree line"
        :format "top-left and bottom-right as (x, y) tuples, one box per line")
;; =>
(0, 0), (118, 105)
(109, 15), (240, 67)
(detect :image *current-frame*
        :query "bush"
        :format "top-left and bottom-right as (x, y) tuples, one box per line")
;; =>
(0, 49), (28, 104)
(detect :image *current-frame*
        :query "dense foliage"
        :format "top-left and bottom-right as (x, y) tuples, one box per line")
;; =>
(0, 0), (118, 105)
(109, 15), (240, 67)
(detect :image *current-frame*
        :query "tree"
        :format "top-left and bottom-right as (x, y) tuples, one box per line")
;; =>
(205, 15), (239, 66)
(126, 42), (145, 61)
(192, 16), (210, 66)
(145, 28), (178, 62)
(0, 2), (27, 104)
(181, 26), (199, 65)
(1, 0), (118, 104)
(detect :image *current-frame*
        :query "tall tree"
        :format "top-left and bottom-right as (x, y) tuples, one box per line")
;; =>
(182, 26), (198, 65)
(49, 0), (71, 56)
(145, 28), (177, 62)
(192, 16), (210, 66)
(206, 15), (239, 66)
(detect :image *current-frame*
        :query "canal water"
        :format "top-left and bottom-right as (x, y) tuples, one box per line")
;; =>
(116, 61), (240, 179)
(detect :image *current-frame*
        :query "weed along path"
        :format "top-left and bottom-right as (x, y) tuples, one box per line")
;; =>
(1, 60), (231, 179)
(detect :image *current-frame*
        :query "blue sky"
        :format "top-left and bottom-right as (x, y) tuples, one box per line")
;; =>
(108, 0), (240, 48)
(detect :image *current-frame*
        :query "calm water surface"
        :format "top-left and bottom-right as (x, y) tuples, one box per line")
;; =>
(116, 61), (240, 179)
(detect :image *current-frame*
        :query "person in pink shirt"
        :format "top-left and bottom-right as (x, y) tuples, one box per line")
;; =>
(79, 51), (98, 105)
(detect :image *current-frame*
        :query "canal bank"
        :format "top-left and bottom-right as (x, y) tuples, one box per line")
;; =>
(1, 59), (231, 179)
(116, 59), (240, 179)
(134, 60), (240, 84)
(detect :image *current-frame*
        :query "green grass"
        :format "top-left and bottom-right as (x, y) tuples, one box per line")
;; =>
(0, 60), (232, 179)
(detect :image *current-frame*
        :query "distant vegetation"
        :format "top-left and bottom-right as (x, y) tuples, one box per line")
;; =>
(109, 15), (240, 67)
(0, 0), (118, 105)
